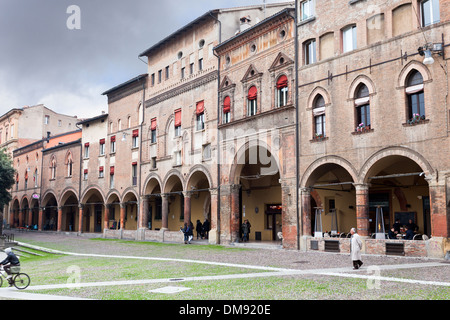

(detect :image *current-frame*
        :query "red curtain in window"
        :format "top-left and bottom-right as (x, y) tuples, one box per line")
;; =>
(99, 166), (104, 172)
(84, 169), (88, 174)
(248, 86), (257, 100)
(223, 96), (231, 113)
(84, 142), (90, 147)
(110, 166), (115, 175)
(132, 162), (138, 166)
(99, 139), (105, 145)
(277, 75), (288, 89)
(110, 136), (116, 142)
(196, 101), (204, 115)
(174, 109), (182, 127)
(132, 129), (139, 138)
(151, 118), (157, 130)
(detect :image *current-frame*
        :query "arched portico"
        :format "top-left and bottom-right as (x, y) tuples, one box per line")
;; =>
(162, 172), (184, 231)
(41, 191), (58, 231)
(59, 189), (79, 232)
(300, 158), (357, 238)
(223, 142), (289, 245)
(140, 175), (163, 231)
(80, 187), (105, 233)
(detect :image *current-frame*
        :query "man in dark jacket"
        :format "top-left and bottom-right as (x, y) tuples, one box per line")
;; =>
(1, 248), (20, 286)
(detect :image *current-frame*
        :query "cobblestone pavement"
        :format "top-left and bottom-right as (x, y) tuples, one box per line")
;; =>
(1, 231), (449, 300)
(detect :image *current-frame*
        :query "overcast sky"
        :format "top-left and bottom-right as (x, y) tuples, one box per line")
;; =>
(0, 0), (289, 119)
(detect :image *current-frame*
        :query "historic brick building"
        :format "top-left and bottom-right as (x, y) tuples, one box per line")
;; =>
(6, 0), (450, 258)
(296, 0), (450, 257)
(214, 8), (297, 247)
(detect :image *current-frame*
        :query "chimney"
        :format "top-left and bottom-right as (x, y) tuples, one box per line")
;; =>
(240, 16), (251, 32)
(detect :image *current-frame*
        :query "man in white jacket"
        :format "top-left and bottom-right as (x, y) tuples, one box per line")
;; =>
(350, 228), (363, 270)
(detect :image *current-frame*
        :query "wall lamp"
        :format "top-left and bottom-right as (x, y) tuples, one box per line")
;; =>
(418, 43), (444, 65)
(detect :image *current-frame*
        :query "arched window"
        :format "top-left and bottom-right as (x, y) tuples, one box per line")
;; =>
(24, 170), (28, 189)
(276, 75), (289, 108)
(223, 96), (231, 124)
(50, 158), (56, 180)
(247, 86), (258, 116)
(313, 95), (326, 137)
(406, 70), (425, 121)
(355, 84), (371, 131)
(34, 168), (38, 188)
(66, 152), (73, 177)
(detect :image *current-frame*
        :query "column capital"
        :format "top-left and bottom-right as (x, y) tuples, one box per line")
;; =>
(353, 183), (370, 191)
(209, 188), (218, 196)
(300, 187), (312, 194)
(182, 191), (192, 198)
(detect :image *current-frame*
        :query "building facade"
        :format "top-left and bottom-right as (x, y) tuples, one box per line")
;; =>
(6, 0), (450, 258)
(296, 0), (450, 257)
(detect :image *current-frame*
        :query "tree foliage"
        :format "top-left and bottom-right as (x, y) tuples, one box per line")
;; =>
(0, 149), (15, 208)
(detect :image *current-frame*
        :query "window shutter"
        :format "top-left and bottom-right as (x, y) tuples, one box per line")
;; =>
(223, 96), (231, 113)
(174, 109), (182, 127)
(196, 101), (205, 115)
(276, 75), (288, 89)
(248, 86), (257, 100)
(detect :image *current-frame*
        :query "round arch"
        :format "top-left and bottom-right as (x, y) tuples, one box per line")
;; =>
(162, 169), (185, 194)
(306, 86), (331, 110)
(59, 187), (79, 206)
(359, 146), (434, 183)
(186, 165), (213, 190)
(80, 186), (106, 205)
(229, 139), (282, 186)
(142, 173), (163, 195)
(300, 155), (358, 188)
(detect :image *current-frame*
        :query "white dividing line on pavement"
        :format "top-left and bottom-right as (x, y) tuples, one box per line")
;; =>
(316, 271), (450, 287)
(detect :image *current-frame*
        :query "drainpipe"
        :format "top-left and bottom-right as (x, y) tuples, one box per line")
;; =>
(210, 11), (222, 244)
(288, 4), (300, 250)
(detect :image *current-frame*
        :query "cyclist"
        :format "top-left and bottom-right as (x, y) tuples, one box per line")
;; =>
(1, 248), (20, 287)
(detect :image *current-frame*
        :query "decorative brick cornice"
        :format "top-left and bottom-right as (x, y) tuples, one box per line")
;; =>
(145, 71), (218, 108)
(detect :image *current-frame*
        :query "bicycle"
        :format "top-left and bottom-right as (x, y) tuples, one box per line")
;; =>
(0, 266), (30, 290)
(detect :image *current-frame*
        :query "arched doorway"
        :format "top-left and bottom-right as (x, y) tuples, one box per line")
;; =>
(11, 199), (20, 228)
(163, 173), (184, 231)
(81, 188), (105, 233)
(363, 155), (430, 237)
(122, 191), (138, 231)
(302, 161), (356, 237)
(60, 190), (79, 232)
(231, 144), (282, 242)
(186, 169), (212, 239)
(142, 176), (162, 230)
(42, 192), (58, 231)
(20, 197), (29, 228)
(106, 193), (121, 230)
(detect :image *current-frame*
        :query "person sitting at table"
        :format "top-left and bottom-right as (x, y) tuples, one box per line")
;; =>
(388, 227), (397, 239)
(406, 219), (419, 232)
(393, 219), (402, 233)
(404, 225), (415, 240)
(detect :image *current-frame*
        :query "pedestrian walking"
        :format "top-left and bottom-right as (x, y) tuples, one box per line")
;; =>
(202, 218), (210, 239)
(196, 220), (203, 239)
(350, 227), (363, 269)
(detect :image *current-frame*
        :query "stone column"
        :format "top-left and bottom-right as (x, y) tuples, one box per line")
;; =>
(38, 208), (44, 231)
(209, 188), (218, 239)
(183, 192), (192, 225)
(78, 205), (84, 233)
(428, 180), (449, 238)
(354, 183), (370, 237)
(18, 208), (24, 228)
(300, 188), (312, 237)
(161, 194), (169, 231)
(139, 196), (149, 229)
(120, 203), (126, 230)
(230, 184), (241, 243)
(104, 205), (110, 230)
(28, 208), (33, 227)
(57, 207), (62, 232)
